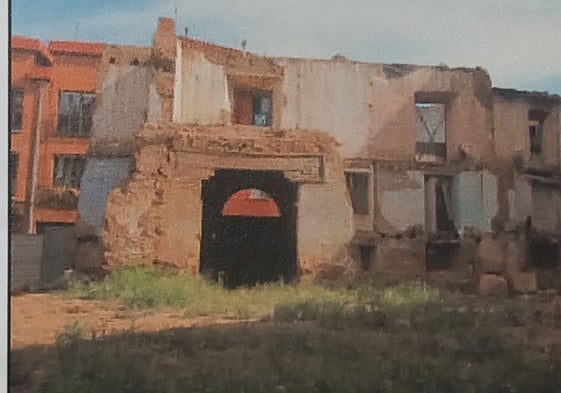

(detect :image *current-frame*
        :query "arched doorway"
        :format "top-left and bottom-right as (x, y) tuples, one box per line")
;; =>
(200, 169), (297, 288)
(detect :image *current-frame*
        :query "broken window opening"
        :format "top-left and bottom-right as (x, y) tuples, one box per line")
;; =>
(10, 88), (23, 132)
(9, 152), (19, 197)
(425, 176), (456, 234)
(36, 221), (74, 234)
(415, 102), (446, 163)
(425, 242), (457, 271)
(528, 110), (547, 154)
(57, 91), (95, 137)
(222, 188), (281, 217)
(358, 245), (374, 271)
(233, 88), (272, 127)
(345, 171), (370, 215)
(53, 155), (86, 188)
(528, 240), (559, 269)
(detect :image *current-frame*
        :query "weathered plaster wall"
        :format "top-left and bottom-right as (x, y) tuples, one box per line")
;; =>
(375, 168), (425, 233)
(173, 48), (230, 125)
(374, 238), (426, 279)
(105, 123), (353, 278)
(172, 35), (283, 126)
(452, 171), (498, 232)
(90, 64), (152, 156)
(275, 58), (378, 158)
(532, 182), (561, 234)
(494, 94), (561, 170)
(297, 161), (354, 276)
(77, 157), (133, 233)
(276, 58), (494, 162)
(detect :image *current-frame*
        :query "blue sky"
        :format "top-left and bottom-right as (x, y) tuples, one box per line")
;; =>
(11, 0), (561, 95)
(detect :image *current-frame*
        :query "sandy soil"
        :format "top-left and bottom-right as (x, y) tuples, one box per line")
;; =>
(10, 293), (242, 349)
(11, 292), (561, 351)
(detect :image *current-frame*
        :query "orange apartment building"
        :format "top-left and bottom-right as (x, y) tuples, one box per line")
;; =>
(10, 36), (105, 233)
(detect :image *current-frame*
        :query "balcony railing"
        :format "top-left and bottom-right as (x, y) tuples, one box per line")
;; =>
(35, 186), (79, 210)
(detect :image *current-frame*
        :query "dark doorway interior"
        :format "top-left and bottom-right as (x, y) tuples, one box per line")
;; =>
(529, 240), (559, 269)
(200, 169), (297, 288)
(425, 242), (458, 272)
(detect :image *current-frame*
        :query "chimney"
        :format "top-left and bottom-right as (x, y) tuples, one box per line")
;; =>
(153, 17), (176, 61)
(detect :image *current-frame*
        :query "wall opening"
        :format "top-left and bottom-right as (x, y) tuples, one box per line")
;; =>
(528, 109), (548, 154)
(415, 101), (446, 164)
(9, 152), (18, 198)
(358, 245), (374, 271)
(36, 222), (74, 234)
(528, 239), (559, 269)
(10, 88), (23, 132)
(200, 169), (297, 288)
(425, 176), (456, 234)
(425, 242), (458, 271)
(345, 171), (370, 215)
(233, 88), (272, 127)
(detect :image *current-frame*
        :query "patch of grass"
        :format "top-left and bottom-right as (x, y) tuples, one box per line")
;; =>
(64, 267), (526, 331)
(17, 267), (561, 392)
(64, 266), (356, 319)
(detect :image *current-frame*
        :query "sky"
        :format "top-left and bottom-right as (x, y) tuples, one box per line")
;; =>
(10, 0), (561, 95)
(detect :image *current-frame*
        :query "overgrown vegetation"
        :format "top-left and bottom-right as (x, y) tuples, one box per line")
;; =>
(64, 266), (358, 318)
(10, 266), (561, 392)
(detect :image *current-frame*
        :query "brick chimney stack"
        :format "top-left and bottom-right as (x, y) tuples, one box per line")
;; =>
(153, 17), (176, 61)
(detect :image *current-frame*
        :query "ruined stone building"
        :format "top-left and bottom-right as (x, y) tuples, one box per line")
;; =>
(10, 18), (561, 292)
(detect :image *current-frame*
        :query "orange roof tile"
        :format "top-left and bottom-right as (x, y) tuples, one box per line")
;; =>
(48, 41), (106, 56)
(11, 36), (53, 64)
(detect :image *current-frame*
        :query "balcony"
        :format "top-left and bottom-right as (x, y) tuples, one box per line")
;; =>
(35, 186), (79, 211)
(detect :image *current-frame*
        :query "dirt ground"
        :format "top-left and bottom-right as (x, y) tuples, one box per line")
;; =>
(10, 292), (561, 393)
(11, 292), (561, 350)
(10, 293), (245, 349)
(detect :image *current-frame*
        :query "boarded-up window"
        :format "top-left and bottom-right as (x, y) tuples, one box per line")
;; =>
(9, 152), (18, 197)
(345, 171), (370, 215)
(415, 103), (446, 162)
(233, 88), (272, 127)
(10, 88), (23, 131)
(53, 155), (86, 188)
(57, 91), (95, 137)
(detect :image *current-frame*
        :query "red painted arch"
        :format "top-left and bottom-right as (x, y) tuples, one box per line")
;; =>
(222, 189), (281, 217)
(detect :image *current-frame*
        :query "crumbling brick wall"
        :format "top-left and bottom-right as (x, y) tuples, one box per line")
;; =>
(104, 122), (354, 279)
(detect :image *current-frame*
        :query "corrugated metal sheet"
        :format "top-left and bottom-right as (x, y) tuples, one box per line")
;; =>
(10, 234), (44, 291)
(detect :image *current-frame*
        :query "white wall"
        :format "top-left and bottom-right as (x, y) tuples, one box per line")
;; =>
(173, 47), (231, 125)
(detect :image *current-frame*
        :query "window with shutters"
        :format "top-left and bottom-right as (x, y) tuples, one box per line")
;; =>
(53, 155), (86, 188)
(57, 91), (95, 137)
